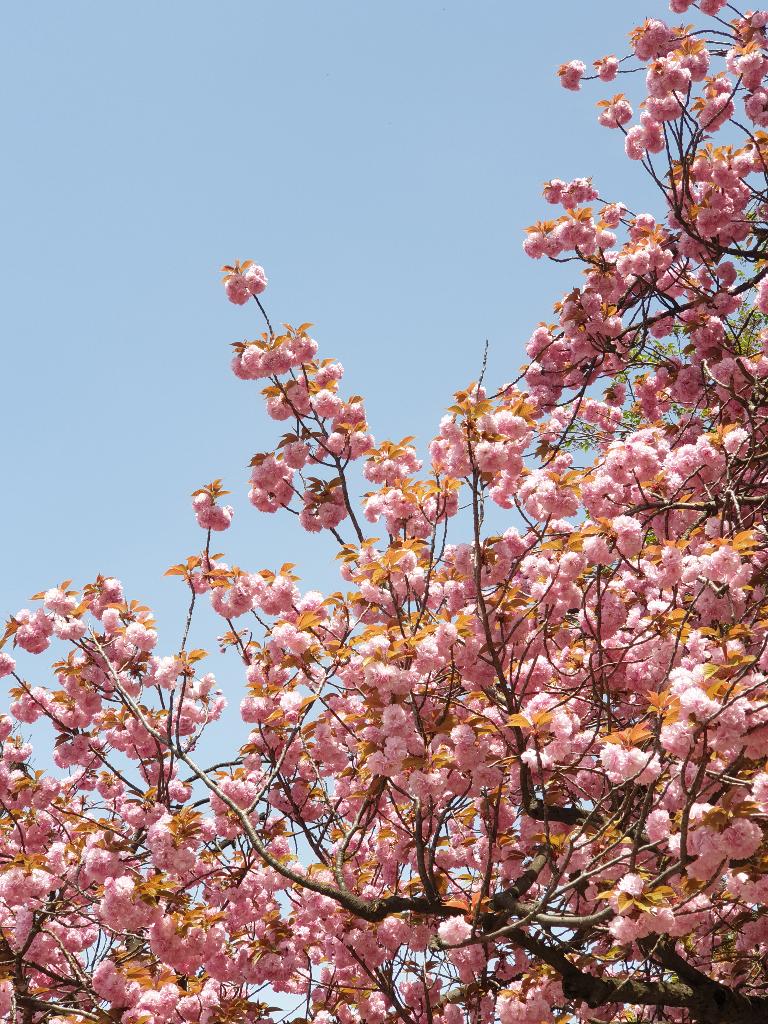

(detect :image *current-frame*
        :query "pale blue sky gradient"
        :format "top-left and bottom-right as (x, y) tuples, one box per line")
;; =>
(1, 1), (673, 649)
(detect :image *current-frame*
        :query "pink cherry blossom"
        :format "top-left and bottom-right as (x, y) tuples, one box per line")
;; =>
(5, 8), (768, 1024)
(558, 60), (586, 91)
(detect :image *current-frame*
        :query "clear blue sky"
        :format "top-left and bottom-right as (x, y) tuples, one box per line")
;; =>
(1, 1), (673, 647)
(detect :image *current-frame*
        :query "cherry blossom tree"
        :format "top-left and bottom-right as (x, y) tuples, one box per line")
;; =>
(3, 4), (768, 1024)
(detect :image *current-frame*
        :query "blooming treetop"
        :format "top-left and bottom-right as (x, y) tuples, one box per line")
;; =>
(3, 5), (768, 1024)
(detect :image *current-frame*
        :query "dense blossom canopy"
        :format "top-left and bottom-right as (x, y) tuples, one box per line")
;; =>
(3, 5), (768, 1024)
